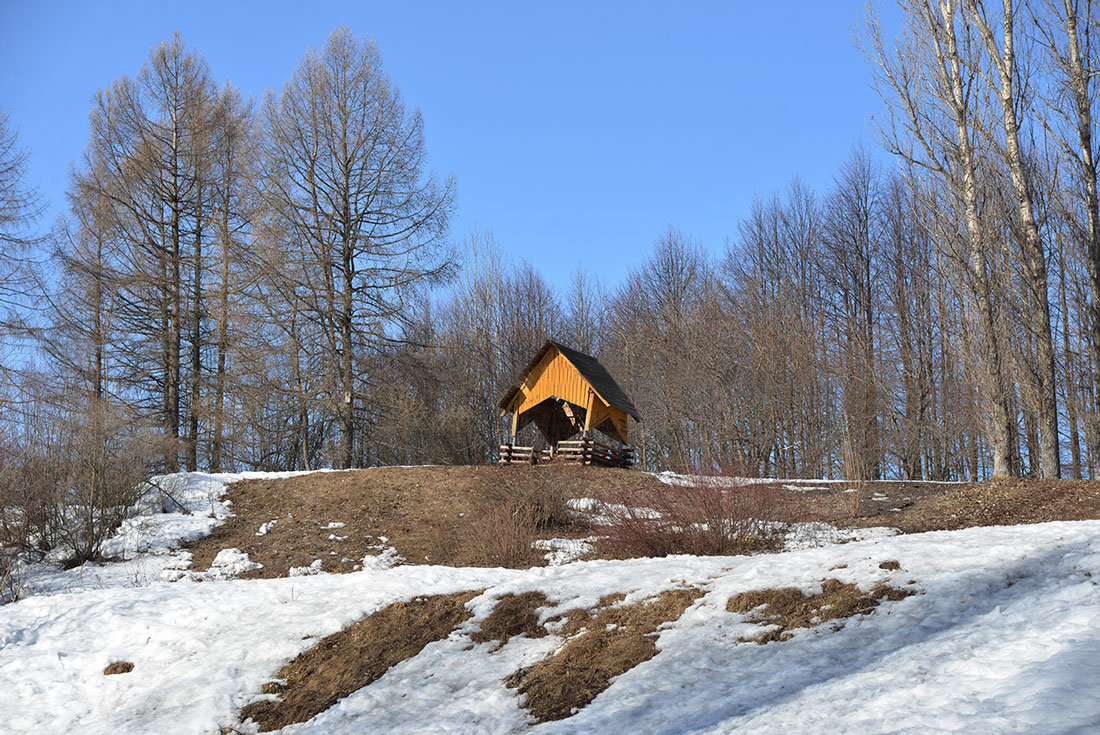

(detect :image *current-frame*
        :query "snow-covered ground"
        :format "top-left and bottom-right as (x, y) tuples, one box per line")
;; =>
(2, 472), (1099, 734)
(9, 471), (321, 598)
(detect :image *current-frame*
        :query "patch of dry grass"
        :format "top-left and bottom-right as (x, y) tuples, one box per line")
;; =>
(241, 590), (481, 732)
(184, 465), (647, 576)
(506, 587), (703, 723)
(470, 591), (549, 648)
(854, 478), (1100, 533)
(103, 661), (133, 675)
(727, 578), (914, 643)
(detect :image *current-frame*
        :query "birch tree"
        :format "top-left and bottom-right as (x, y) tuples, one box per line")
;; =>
(866, 0), (1017, 476)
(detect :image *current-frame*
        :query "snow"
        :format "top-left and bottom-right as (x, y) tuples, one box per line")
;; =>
(11, 471), (318, 599)
(781, 521), (897, 550)
(2, 471), (1099, 733)
(566, 497), (897, 552)
(566, 496), (662, 525)
(533, 536), (598, 565)
(289, 559), (326, 577)
(209, 548), (262, 576)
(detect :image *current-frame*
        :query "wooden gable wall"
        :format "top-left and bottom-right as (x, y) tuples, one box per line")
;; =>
(504, 347), (630, 443)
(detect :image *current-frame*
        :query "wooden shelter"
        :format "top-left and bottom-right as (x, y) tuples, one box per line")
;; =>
(498, 341), (640, 467)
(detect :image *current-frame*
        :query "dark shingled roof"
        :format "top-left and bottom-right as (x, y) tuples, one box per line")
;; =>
(498, 341), (641, 421)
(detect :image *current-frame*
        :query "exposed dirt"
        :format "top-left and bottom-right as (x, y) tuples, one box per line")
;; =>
(241, 590), (481, 732)
(183, 465), (655, 578)
(506, 587), (704, 723)
(768, 477), (1100, 533)
(103, 661), (134, 675)
(727, 578), (915, 643)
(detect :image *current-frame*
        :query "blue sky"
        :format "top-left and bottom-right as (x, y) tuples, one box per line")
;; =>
(0, 1), (898, 288)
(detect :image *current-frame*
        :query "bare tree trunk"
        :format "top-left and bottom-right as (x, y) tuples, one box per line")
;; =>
(1060, 235), (1083, 478)
(1057, 0), (1100, 472)
(340, 243), (355, 470)
(942, 0), (1014, 476)
(187, 174), (204, 472)
(966, 0), (1060, 477)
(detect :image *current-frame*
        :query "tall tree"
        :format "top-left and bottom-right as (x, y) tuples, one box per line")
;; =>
(964, 0), (1061, 478)
(867, 0), (1016, 476)
(0, 110), (44, 336)
(260, 26), (455, 468)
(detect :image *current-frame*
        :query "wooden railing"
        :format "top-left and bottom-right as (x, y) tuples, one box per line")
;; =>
(498, 439), (634, 468)
(498, 443), (537, 464)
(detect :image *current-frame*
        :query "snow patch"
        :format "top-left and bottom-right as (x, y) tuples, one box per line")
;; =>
(289, 559), (326, 577)
(534, 537), (598, 566)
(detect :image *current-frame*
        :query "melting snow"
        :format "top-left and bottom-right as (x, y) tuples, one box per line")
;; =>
(2, 472), (1098, 734)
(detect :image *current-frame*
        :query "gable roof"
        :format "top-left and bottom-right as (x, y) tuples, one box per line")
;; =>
(498, 341), (641, 421)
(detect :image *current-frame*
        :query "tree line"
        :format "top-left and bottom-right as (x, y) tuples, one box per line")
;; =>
(1, 4), (1099, 560)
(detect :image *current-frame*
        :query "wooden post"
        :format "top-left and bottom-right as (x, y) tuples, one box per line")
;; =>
(510, 410), (519, 444)
(583, 389), (595, 433)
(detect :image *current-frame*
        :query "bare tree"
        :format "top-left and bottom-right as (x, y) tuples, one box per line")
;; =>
(866, 0), (1017, 476)
(963, 0), (1061, 477)
(259, 26), (455, 469)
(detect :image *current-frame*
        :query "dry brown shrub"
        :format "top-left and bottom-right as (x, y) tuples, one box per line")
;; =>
(837, 428), (868, 519)
(471, 591), (549, 648)
(462, 466), (590, 567)
(103, 661), (134, 675)
(507, 587), (703, 723)
(241, 590), (480, 731)
(727, 578), (914, 643)
(464, 501), (543, 567)
(593, 478), (797, 558)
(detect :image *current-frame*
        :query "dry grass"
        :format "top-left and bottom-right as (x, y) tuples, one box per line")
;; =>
(852, 477), (1100, 533)
(103, 661), (134, 675)
(184, 465), (645, 576)
(470, 591), (549, 648)
(185, 465), (1100, 581)
(506, 587), (703, 723)
(727, 578), (914, 643)
(241, 590), (481, 732)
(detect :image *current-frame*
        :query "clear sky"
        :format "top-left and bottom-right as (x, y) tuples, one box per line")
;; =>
(0, 1), (898, 288)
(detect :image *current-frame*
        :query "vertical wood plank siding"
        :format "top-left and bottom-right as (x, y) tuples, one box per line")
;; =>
(503, 345), (632, 444)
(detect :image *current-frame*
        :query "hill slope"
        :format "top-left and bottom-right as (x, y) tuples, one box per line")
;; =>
(1, 472), (1099, 733)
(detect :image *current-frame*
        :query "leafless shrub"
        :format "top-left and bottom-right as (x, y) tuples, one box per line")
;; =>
(594, 474), (795, 558)
(474, 467), (572, 530)
(460, 467), (582, 568)
(465, 500), (543, 568)
(838, 427), (867, 519)
(0, 549), (23, 604)
(0, 389), (159, 567)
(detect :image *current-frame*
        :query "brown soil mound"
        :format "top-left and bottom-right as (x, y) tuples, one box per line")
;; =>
(103, 661), (133, 675)
(241, 590), (481, 731)
(184, 465), (651, 577)
(507, 587), (703, 723)
(727, 578), (914, 643)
